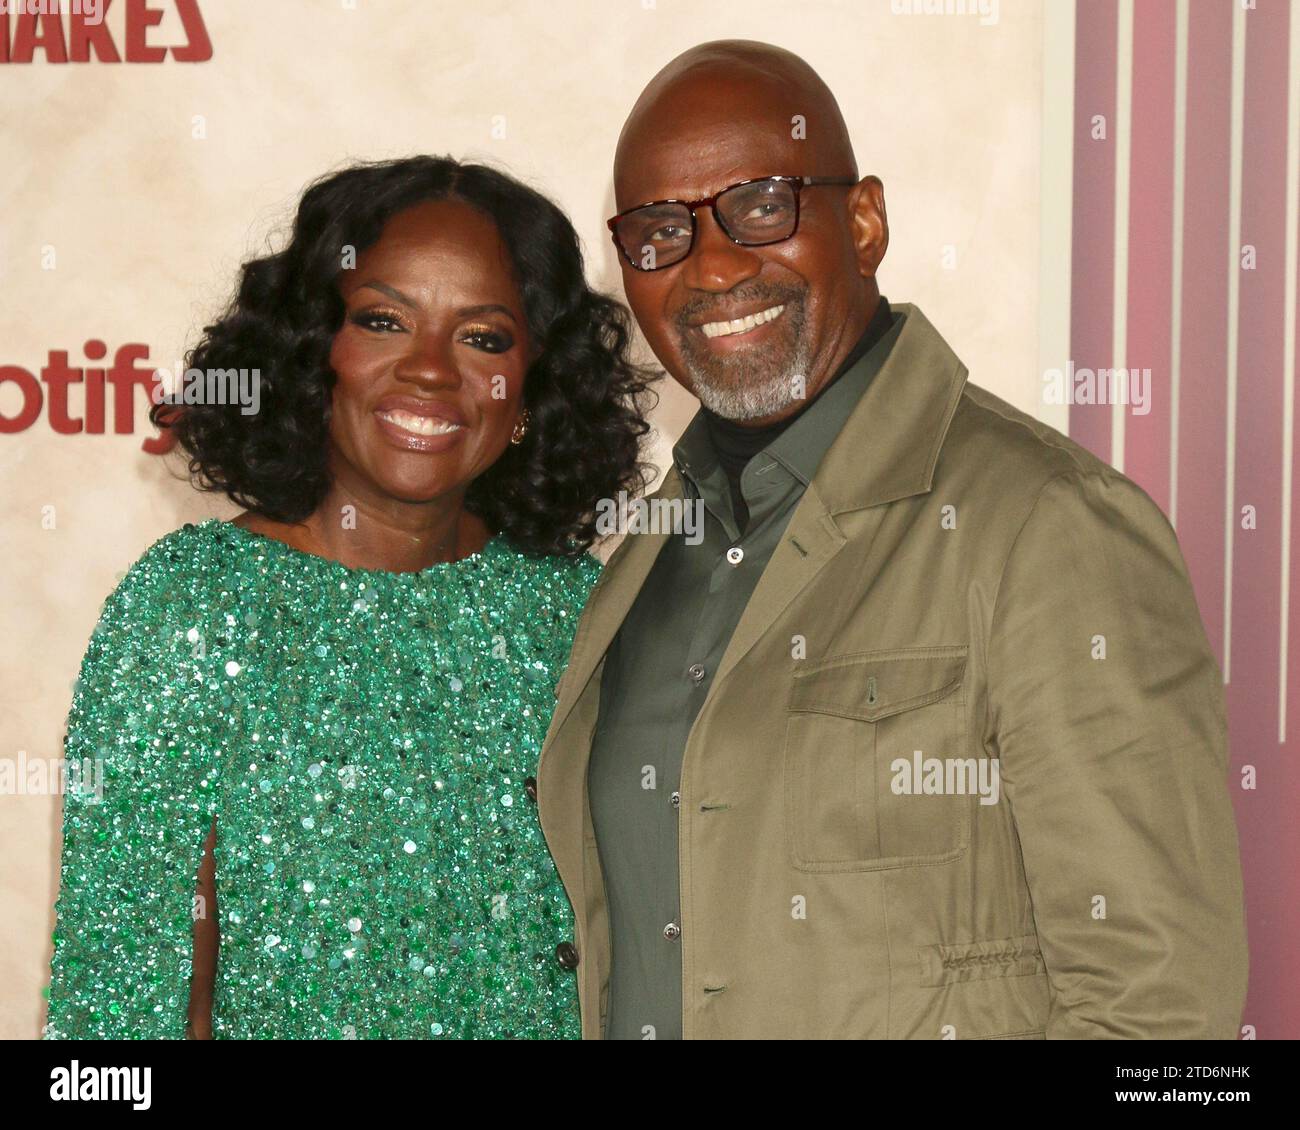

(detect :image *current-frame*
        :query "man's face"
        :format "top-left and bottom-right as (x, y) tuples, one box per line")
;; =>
(614, 101), (867, 424)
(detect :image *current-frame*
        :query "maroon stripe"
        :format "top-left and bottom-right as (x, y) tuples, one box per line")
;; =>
(1226, 0), (1294, 1040)
(1289, 81), (1300, 1037)
(1176, 0), (1234, 665)
(1069, 0), (1118, 461)
(1123, 0), (1176, 511)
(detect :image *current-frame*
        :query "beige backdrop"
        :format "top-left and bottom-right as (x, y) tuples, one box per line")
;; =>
(0, 0), (1043, 1038)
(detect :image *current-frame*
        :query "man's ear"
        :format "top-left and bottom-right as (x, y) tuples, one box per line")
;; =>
(848, 175), (889, 279)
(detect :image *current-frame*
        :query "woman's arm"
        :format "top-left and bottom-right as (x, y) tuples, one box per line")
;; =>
(45, 549), (221, 1039)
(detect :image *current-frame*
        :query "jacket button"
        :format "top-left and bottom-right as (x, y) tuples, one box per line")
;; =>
(663, 922), (681, 941)
(687, 663), (706, 683)
(524, 776), (538, 803)
(555, 941), (580, 969)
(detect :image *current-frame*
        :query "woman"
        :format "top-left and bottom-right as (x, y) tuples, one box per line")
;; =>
(44, 156), (652, 1039)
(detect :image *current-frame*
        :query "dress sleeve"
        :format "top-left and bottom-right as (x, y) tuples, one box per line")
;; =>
(44, 545), (220, 1039)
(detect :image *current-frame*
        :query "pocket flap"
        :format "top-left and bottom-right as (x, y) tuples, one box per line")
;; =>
(788, 647), (967, 722)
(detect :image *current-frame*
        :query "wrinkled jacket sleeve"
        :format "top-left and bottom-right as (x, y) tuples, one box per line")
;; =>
(985, 470), (1248, 1038)
(44, 555), (218, 1039)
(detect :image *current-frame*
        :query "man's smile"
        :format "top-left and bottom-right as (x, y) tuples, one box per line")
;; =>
(698, 303), (786, 339)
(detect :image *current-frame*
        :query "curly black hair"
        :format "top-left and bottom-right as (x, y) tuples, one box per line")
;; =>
(153, 155), (655, 557)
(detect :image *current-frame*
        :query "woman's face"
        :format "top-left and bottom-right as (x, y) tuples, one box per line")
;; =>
(327, 198), (530, 510)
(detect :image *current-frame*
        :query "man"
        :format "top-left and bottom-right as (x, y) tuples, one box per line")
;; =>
(536, 40), (1248, 1039)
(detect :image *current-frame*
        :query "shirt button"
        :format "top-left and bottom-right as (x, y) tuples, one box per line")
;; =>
(687, 663), (706, 683)
(670, 791), (681, 809)
(663, 922), (681, 942)
(555, 941), (580, 969)
(524, 776), (538, 803)
(726, 546), (744, 565)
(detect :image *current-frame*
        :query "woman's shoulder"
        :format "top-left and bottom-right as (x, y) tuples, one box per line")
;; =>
(84, 520), (258, 656)
(481, 541), (601, 658)
(104, 519), (242, 605)
(68, 524), (245, 749)
(482, 542), (599, 678)
(491, 538), (602, 602)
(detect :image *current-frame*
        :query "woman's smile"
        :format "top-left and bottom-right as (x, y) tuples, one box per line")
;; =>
(372, 393), (468, 453)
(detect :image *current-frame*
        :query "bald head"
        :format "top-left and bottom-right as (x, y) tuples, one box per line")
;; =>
(614, 40), (857, 205)
(609, 40), (888, 428)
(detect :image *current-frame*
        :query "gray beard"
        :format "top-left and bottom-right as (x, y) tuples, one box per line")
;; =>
(674, 284), (813, 421)
(685, 335), (815, 421)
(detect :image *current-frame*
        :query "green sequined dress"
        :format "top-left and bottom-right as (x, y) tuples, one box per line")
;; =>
(44, 519), (599, 1039)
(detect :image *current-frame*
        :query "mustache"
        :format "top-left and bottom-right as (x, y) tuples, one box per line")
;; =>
(674, 281), (807, 333)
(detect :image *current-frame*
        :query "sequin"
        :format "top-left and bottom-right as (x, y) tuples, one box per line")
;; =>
(44, 519), (599, 1039)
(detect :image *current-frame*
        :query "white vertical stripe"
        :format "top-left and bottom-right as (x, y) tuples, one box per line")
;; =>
(1112, 0), (1134, 473)
(1225, 1), (1247, 686)
(1038, 0), (1076, 436)
(1280, 5), (1299, 744)
(1170, 1), (1189, 528)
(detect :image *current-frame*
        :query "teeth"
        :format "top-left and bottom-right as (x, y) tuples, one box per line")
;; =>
(700, 304), (785, 339)
(378, 410), (463, 437)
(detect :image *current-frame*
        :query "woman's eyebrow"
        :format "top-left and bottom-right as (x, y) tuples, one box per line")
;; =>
(356, 284), (518, 326)
(358, 280), (418, 307)
(457, 303), (518, 325)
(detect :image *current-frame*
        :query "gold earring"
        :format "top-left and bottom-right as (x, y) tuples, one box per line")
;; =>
(510, 410), (530, 446)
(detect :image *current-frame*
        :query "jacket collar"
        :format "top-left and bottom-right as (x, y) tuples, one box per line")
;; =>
(813, 302), (968, 513)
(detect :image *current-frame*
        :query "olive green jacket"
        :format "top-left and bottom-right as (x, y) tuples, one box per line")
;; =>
(538, 304), (1248, 1039)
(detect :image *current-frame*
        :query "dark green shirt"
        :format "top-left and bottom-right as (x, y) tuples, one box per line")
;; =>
(588, 304), (904, 1039)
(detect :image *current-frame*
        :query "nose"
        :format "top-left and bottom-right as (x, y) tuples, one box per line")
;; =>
(679, 207), (762, 293)
(393, 330), (460, 389)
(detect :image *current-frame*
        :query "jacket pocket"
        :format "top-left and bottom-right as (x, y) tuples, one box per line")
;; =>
(783, 646), (972, 872)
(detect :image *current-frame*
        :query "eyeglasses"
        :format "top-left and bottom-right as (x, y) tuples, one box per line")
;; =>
(607, 175), (856, 272)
